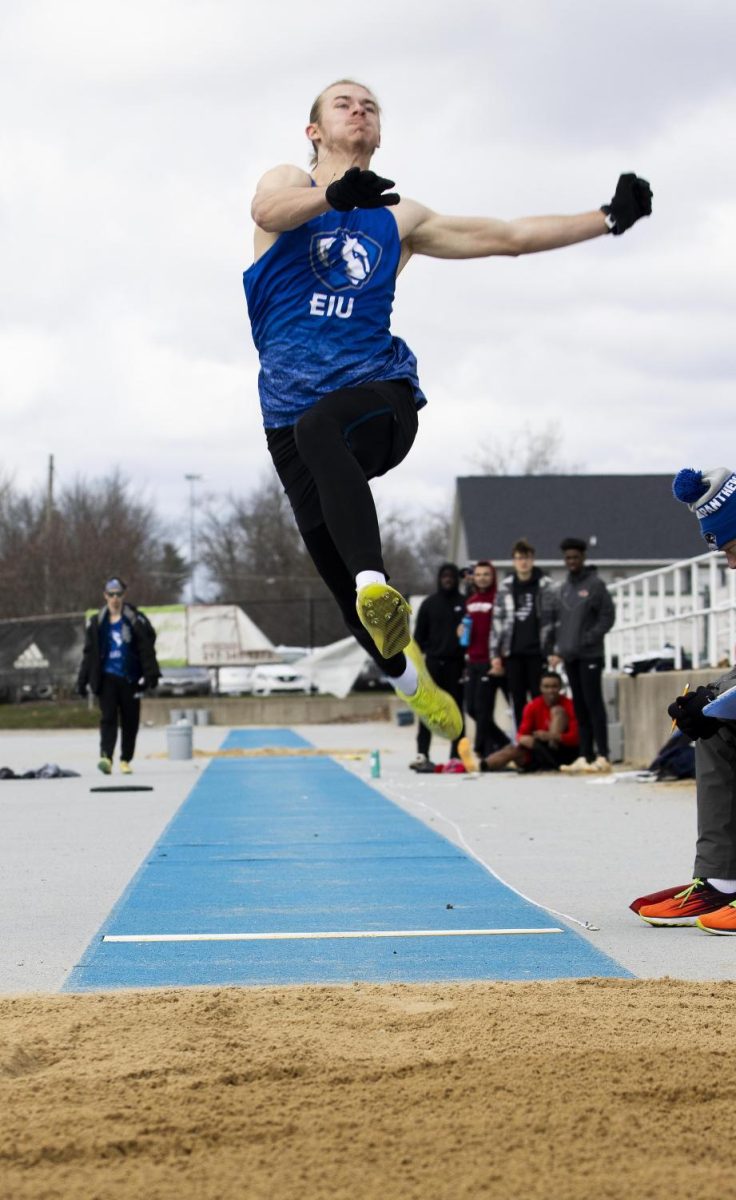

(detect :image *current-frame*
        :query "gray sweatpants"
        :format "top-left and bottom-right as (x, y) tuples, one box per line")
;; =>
(693, 666), (736, 879)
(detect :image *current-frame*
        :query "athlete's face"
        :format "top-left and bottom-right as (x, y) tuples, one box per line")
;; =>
(105, 588), (125, 617)
(307, 85), (381, 161)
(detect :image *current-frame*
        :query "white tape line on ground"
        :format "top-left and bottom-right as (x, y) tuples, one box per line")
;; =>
(103, 927), (564, 943)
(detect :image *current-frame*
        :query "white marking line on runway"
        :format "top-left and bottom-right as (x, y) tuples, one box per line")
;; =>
(103, 928), (564, 943)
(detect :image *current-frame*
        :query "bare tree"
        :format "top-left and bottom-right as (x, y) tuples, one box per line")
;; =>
(200, 477), (455, 646)
(0, 471), (185, 617)
(199, 476), (339, 645)
(377, 506), (453, 594)
(470, 421), (583, 476)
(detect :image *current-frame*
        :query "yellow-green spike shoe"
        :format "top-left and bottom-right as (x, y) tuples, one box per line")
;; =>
(396, 640), (463, 741)
(356, 582), (412, 659)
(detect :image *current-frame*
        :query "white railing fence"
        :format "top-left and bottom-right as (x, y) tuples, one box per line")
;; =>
(606, 551), (736, 672)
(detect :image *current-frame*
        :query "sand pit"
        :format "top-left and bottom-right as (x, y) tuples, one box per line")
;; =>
(2, 977), (734, 1199)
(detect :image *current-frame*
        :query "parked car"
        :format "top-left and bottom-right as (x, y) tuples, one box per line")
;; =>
(215, 666), (255, 696)
(352, 660), (392, 691)
(272, 645), (310, 664)
(16, 679), (56, 703)
(154, 666), (212, 697)
(250, 663), (312, 696)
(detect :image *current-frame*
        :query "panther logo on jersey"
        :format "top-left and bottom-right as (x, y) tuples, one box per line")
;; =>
(309, 230), (382, 292)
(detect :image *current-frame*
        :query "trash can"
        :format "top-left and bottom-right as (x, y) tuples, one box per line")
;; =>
(184, 708), (198, 725)
(169, 708), (186, 724)
(395, 709), (414, 727)
(166, 722), (193, 760)
(194, 709), (210, 726)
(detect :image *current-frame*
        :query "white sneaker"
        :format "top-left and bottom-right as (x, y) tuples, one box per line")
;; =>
(587, 756), (612, 774)
(560, 755), (589, 775)
(409, 753), (429, 770)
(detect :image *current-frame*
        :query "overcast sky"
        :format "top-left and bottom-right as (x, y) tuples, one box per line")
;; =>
(2, 0), (734, 552)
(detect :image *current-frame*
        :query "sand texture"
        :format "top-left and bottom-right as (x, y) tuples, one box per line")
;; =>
(2, 977), (735, 1199)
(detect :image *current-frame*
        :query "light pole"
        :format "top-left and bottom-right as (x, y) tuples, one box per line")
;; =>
(184, 473), (202, 604)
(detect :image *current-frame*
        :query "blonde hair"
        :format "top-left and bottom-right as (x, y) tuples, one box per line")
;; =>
(308, 79), (381, 169)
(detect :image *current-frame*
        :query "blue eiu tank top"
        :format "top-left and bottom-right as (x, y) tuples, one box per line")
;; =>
(243, 204), (427, 427)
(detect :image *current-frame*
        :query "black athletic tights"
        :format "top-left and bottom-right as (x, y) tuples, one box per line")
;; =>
(98, 673), (140, 761)
(266, 380), (419, 678)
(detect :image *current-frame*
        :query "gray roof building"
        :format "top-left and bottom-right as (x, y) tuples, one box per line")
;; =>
(450, 475), (707, 581)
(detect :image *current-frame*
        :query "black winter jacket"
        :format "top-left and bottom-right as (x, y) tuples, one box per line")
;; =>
(549, 565), (615, 661)
(414, 564), (466, 661)
(77, 604), (160, 695)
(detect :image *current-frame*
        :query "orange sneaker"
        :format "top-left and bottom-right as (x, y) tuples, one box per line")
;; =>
(638, 879), (736, 926)
(696, 902), (736, 935)
(630, 883), (691, 915)
(457, 737), (479, 774)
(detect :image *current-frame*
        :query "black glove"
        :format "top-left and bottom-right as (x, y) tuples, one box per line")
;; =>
(76, 680), (88, 698)
(325, 167), (400, 212)
(667, 685), (720, 741)
(601, 173), (652, 235)
(144, 675), (160, 691)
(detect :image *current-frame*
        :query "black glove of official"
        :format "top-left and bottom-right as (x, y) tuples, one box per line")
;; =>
(667, 685), (720, 741)
(601, 173), (652, 235)
(144, 675), (160, 691)
(325, 167), (400, 212)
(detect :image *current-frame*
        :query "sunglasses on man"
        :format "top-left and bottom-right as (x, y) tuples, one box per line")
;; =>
(105, 590), (124, 598)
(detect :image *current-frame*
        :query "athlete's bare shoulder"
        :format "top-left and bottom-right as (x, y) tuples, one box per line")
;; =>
(391, 196), (433, 273)
(254, 163), (313, 194)
(251, 164), (316, 261)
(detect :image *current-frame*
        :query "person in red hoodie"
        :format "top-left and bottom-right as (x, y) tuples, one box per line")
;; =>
(482, 670), (580, 772)
(462, 560), (510, 758)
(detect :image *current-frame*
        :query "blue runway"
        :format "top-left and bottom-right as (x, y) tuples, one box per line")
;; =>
(65, 729), (630, 990)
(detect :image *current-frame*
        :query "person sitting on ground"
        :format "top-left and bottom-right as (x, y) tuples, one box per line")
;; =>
(632, 467), (736, 934)
(482, 670), (579, 773)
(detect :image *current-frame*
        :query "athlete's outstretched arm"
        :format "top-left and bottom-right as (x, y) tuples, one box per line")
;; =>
(403, 204), (607, 259)
(400, 174), (652, 260)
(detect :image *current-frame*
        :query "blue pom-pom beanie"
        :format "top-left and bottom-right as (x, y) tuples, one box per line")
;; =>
(672, 467), (736, 550)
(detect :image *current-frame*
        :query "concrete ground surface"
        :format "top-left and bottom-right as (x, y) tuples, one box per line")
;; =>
(0, 719), (727, 994)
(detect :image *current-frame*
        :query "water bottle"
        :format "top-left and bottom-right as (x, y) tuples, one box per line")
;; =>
(460, 615), (473, 648)
(370, 749), (381, 778)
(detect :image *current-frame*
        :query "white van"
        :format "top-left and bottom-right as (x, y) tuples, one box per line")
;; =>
(215, 667), (255, 696)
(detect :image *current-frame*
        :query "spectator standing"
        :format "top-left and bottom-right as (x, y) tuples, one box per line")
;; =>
(482, 671), (580, 772)
(633, 467), (736, 934)
(410, 563), (466, 770)
(463, 561), (510, 758)
(548, 538), (615, 773)
(490, 538), (555, 728)
(77, 577), (161, 775)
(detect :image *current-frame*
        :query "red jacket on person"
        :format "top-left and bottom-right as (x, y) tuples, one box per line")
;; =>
(517, 695), (580, 748)
(464, 589), (496, 664)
